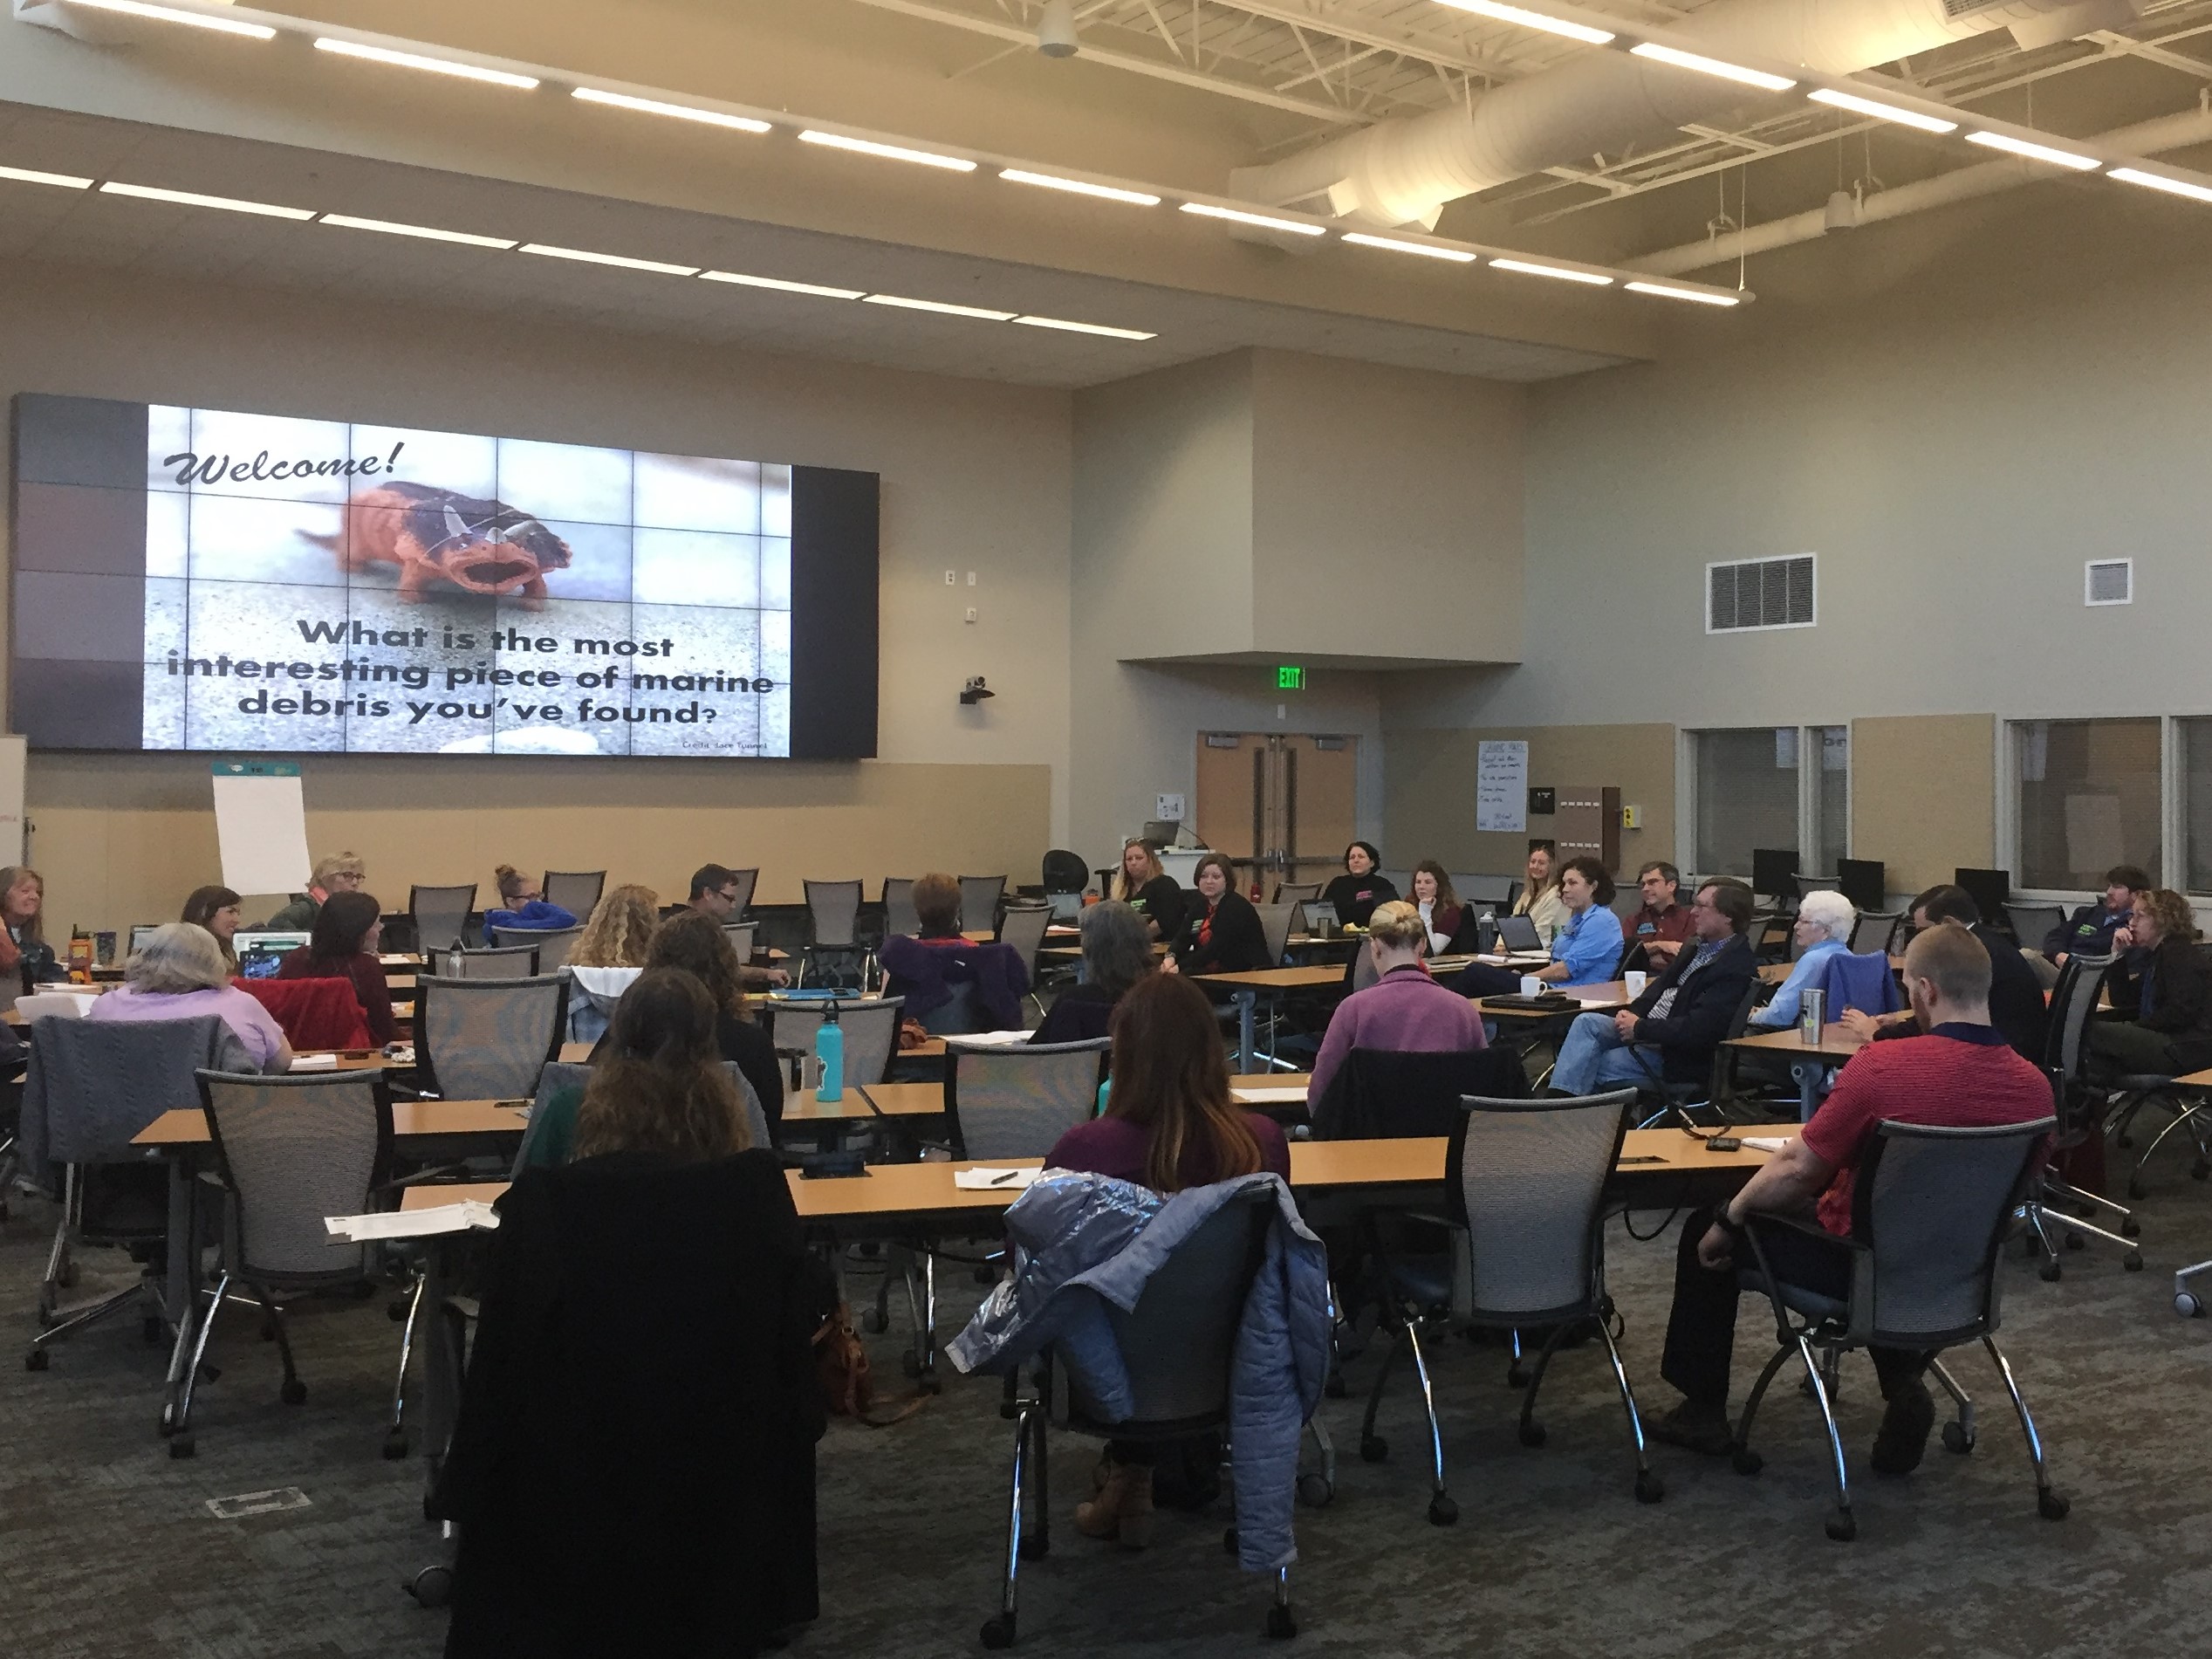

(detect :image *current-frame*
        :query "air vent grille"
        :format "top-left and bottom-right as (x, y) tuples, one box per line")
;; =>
(1707, 554), (1816, 634)
(2085, 559), (2133, 606)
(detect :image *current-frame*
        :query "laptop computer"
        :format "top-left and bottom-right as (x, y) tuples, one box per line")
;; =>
(128, 923), (161, 956)
(233, 929), (311, 981)
(1496, 913), (1544, 954)
(1298, 900), (1339, 933)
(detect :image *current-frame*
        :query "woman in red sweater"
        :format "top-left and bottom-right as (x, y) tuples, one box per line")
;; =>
(275, 889), (396, 1045)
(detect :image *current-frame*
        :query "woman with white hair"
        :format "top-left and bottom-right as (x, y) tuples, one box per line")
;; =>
(1747, 888), (1858, 1029)
(84, 922), (293, 1072)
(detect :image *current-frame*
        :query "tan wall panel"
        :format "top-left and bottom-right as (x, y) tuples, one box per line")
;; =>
(27, 753), (1048, 936)
(1384, 724), (1674, 876)
(1852, 715), (1996, 898)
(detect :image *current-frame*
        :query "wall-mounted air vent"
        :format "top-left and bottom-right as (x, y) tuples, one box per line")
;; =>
(2085, 559), (2133, 607)
(1707, 554), (1816, 634)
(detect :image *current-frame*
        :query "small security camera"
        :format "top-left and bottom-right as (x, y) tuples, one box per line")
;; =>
(960, 675), (996, 705)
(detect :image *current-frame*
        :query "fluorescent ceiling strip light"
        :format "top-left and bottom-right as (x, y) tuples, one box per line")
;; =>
(572, 87), (771, 134)
(1630, 43), (1796, 93)
(64, 0), (275, 38)
(999, 168), (1160, 206)
(1806, 86), (1956, 134)
(1490, 257), (1611, 285)
(99, 180), (314, 219)
(798, 130), (976, 171)
(2108, 165), (2212, 203)
(1342, 230), (1478, 263)
(0, 163), (94, 189)
(1625, 279), (1741, 306)
(313, 38), (540, 90)
(1179, 201), (1326, 236)
(700, 270), (866, 298)
(862, 293), (1017, 319)
(1013, 314), (1157, 339)
(1965, 130), (2101, 170)
(321, 213), (517, 249)
(518, 243), (699, 275)
(1429, 0), (1613, 46)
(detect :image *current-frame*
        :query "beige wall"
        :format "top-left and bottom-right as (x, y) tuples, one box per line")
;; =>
(1849, 715), (1997, 900)
(1384, 723), (1675, 877)
(0, 260), (1074, 932)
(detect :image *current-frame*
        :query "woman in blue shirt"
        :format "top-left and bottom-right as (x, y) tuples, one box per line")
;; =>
(1531, 857), (1626, 989)
(1749, 888), (1857, 1026)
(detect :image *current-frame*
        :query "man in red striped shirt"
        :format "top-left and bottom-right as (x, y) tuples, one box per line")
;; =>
(1652, 922), (2052, 1472)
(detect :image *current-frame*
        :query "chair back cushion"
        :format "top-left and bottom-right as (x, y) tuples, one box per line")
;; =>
(1858, 1117), (2052, 1346)
(419, 975), (568, 1100)
(945, 1039), (1109, 1161)
(1448, 1090), (1635, 1323)
(200, 1069), (390, 1281)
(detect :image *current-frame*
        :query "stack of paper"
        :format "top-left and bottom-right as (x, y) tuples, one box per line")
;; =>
(1742, 1136), (1792, 1153)
(325, 1201), (501, 1242)
(290, 1053), (339, 1072)
(945, 1030), (1037, 1049)
(1232, 1086), (1311, 1105)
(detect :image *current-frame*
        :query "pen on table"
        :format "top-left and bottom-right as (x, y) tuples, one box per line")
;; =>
(990, 1169), (1025, 1186)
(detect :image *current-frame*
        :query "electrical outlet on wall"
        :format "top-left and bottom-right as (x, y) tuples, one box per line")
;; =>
(964, 607), (977, 623)
(967, 571), (977, 586)
(944, 570), (956, 585)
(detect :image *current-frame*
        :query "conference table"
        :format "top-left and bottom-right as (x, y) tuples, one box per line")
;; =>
(1187, 965), (1346, 1073)
(1722, 1023), (1870, 1121)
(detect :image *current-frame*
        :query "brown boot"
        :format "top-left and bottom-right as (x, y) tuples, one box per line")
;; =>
(1075, 1457), (1155, 1548)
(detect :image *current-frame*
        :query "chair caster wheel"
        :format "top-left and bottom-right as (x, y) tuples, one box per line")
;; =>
(2125, 1251), (2144, 1272)
(1323, 1373), (1346, 1399)
(1427, 1493), (1458, 1527)
(2122, 1218), (2141, 1238)
(2178, 1292), (2204, 1318)
(1265, 1605), (1298, 1640)
(2038, 1259), (2062, 1283)
(24, 1348), (48, 1372)
(2039, 1489), (2072, 1521)
(382, 1429), (410, 1460)
(387, 1299), (410, 1322)
(1732, 1448), (1763, 1476)
(1359, 1434), (1387, 1464)
(169, 1433), (195, 1459)
(980, 1611), (1017, 1649)
(1825, 1512), (1857, 1542)
(1941, 1422), (1976, 1455)
(406, 1566), (454, 1608)
(1296, 1472), (1333, 1508)
(1505, 1363), (1530, 1388)
(2064, 1231), (2085, 1251)
(1633, 1470), (1665, 1504)
(280, 1379), (307, 1406)
(860, 1307), (887, 1335)
(1222, 1525), (1238, 1555)
(1518, 1421), (1546, 1448)
(143, 1315), (166, 1346)
(901, 1348), (921, 1378)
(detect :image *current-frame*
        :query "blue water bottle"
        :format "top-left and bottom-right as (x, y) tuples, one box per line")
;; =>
(814, 1003), (844, 1103)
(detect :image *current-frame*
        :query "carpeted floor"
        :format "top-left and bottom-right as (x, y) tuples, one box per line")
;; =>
(6, 1164), (2211, 1659)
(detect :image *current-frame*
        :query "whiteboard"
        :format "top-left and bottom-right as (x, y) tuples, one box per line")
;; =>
(1476, 741), (1528, 833)
(211, 763), (311, 898)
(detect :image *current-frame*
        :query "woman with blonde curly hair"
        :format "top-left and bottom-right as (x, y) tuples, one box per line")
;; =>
(2091, 887), (2212, 1080)
(571, 884), (661, 969)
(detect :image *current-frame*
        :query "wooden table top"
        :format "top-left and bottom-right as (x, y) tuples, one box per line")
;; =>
(1725, 1023), (1870, 1061)
(135, 1098), (526, 1147)
(1476, 981), (1632, 1018)
(1188, 964), (1347, 991)
(777, 1073), (1298, 1124)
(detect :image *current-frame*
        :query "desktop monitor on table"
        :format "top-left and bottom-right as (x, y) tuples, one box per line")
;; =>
(1953, 867), (2012, 925)
(1837, 858), (1887, 913)
(1750, 847), (1801, 901)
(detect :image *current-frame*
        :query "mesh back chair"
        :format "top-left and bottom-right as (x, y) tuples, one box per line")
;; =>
(995, 905), (1053, 1017)
(983, 1185), (1293, 1647)
(801, 880), (865, 987)
(541, 870), (606, 917)
(1272, 880), (1323, 905)
(414, 975), (569, 1102)
(409, 884), (478, 954)
(1850, 911), (1904, 955)
(2005, 901), (2066, 951)
(943, 1039), (1111, 1161)
(722, 921), (759, 963)
(1358, 1088), (1655, 1526)
(433, 943), (540, 980)
(492, 926), (583, 974)
(1253, 903), (1298, 966)
(760, 997), (904, 1090)
(1794, 874), (1840, 900)
(1733, 1115), (2064, 1540)
(166, 1068), (395, 1458)
(1643, 977), (1769, 1128)
(724, 867), (758, 918)
(960, 875), (1008, 934)
(881, 879), (921, 939)
(2019, 956), (2139, 1277)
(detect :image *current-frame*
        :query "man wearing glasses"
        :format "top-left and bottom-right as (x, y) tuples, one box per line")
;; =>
(684, 863), (788, 987)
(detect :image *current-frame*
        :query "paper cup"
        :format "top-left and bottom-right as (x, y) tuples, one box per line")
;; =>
(1625, 970), (1647, 997)
(1519, 975), (1544, 997)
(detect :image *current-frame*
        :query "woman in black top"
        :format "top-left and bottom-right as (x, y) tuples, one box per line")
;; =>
(644, 912), (786, 1128)
(1032, 899), (1154, 1044)
(1167, 853), (1270, 977)
(1111, 839), (1187, 944)
(2088, 888), (2212, 1078)
(1321, 841), (1399, 930)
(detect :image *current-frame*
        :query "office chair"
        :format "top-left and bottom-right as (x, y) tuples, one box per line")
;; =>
(490, 926), (582, 974)
(413, 975), (569, 1102)
(2003, 901), (2066, 953)
(409, 884), (478, 955)
(800, 880), (865, 988)
(1850, 911), (1905, 955)
(959, 874), (1008, 934)
(433, 943), (540, 980)
(2020, 958), (2140, 1279)
(995, 904), (1053, 1018)
(722, 867), (759, 918)
(541, 870), (606, 918)
(880, 878), (921, 940)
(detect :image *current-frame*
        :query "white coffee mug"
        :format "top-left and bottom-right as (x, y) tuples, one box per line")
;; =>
(1625, 970), (1648, 997)
(1519, 975), (1544, 997)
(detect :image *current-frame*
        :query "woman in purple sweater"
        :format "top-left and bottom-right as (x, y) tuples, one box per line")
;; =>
(1308, 901), (1487, 1111)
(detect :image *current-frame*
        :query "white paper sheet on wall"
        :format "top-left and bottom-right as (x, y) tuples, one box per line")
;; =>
(211, 762), (311, 899)
(1476, 740), (1528, 833)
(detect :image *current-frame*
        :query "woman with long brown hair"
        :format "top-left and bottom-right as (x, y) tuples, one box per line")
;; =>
(572, 969), (752, 1162)
(0, 865), (63, 986)
(645, 911), (784, 1128)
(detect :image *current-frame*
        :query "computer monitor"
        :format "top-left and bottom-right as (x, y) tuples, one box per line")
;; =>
(1750, 847), (1800, 901)
(1954, 867), (2012, 924)
(1299, 900), (1339, 934)
(1140, 819), (1182, 849)
(232, 929), (311, 980)
(127, 923), (160, 957)
(1836, 858), (1887, 913)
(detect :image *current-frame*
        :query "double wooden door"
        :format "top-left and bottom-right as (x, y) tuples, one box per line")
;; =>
(1193, 733), (1358, 898)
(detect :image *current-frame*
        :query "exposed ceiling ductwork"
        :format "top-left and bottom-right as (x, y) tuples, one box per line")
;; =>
(1228, 0), (2102, 228)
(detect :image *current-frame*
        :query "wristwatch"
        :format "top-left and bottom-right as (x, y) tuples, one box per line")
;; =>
(1712, 1210), (1746, 1236)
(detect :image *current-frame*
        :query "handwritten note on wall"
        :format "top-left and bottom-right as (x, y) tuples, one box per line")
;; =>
(1476, 740), (1528, 833)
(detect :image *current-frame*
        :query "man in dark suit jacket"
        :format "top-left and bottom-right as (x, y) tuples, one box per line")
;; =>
(1843, 885), (2048, 1062)
(1550, 878), (1758, 1095)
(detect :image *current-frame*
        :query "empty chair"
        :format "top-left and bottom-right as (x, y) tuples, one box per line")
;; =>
(801, 880), (865, 987)
(434, 944), (540, 980)
(409, 884), (478, 954)
(944, 1039), (1112, 1162)
(541, 870), (606, 918)
(1850, 912), (1904, 956)
(414, 975), (569, 1101)
(166, 1068), (394, 1458)
(1041, 849), (1089, 897)
(881, 878), (921, 940)
(2005, 901), (2066, 952)
(995, 905), (1053, 1018)
(1794, 874), (1840, 899)
(1271, 880), (1323, 905)
(1359, 1089), (1659, 1525)
(1253, 903), (1298, 966)
(492, 925), (582, 974)
(960, 875), (1007, 934)
(1733, 1116), (2065, 1540)
(760, 997), (904, 1091)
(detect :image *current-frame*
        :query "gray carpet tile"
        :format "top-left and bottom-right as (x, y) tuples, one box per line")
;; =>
(5, 1163), (2212, 1658)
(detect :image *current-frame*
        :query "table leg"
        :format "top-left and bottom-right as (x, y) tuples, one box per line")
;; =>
(1236, 991), (1257, 1075)
(1791, 1060), (1821, 1123)
(162, 1150), (191, 1323)
(420, 1236), (458, 1502)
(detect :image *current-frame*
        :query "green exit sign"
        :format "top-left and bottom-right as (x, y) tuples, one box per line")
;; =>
(1277, 664), (1305, 690)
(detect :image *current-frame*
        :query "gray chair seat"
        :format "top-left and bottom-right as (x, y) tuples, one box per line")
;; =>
(1385, 1254), (1454, 1309)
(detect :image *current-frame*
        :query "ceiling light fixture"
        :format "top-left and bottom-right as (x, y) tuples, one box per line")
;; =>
(1341, 230), (1479, 263)
(1965, 130), (2101, 170)
(2108, 165), (2212, 203)
(571, 87), (772, 134)
(99, 181), (315, 219)
(1179, 201), (1326, 236)
(798, 130), (976, 171)
(700, 271), (867, 298)
(1490, 257), (1613, 285)
(862, 293), (1018, 319)
(64, 0), (275, 38)
(320, 213), (517, 249)
(1013, 314), (1157, 339)
(1629, 43), (1797, 93)
(518, 243), (700, 275)
(1429, 0), (1614, 46)
(1625, 279), (1742, 306)
(1806, 86), (1956, 134)
(312, 38), (540, 90)
(999, 168), (1160, 206)
(0, 163), (94, 189)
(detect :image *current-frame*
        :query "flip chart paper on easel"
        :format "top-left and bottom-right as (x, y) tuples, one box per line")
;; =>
(211, 762), (311, 898)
